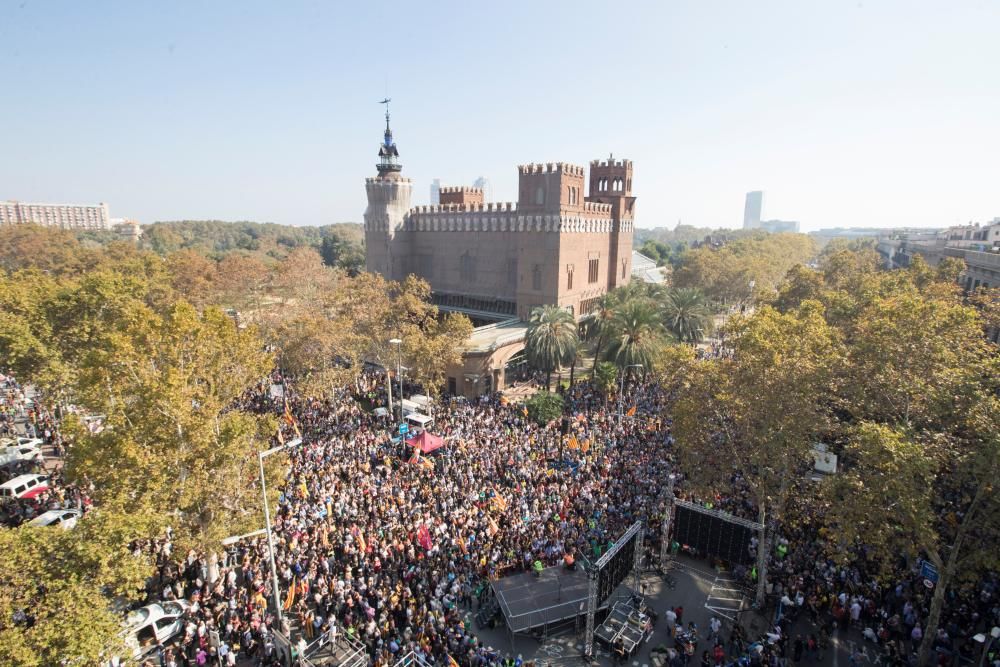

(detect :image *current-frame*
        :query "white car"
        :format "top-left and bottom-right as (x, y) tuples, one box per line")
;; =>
(27, 508), (81, 529)
(0, 444), (43, 465)
(14, 437), (43, 449)
(121, 600), (191, 659)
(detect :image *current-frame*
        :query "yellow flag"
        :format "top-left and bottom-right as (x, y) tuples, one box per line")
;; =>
(567, 436), (579, 450)
(522, 406), (529, 416)
(626, 406), (637, 417)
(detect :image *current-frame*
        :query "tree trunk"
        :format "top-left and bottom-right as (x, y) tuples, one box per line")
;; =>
(569, 359), (576, 387)
(917, 482), (984, 665)
(593, 335), (605, 368)
(545, 370), (551, 390)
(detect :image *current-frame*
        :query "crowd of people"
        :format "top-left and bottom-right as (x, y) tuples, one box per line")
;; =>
(6, 365), (999, 667)
(0, 374), (91, 528)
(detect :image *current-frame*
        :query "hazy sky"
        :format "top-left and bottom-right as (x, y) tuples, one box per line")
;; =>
(2, 1), (998, 231)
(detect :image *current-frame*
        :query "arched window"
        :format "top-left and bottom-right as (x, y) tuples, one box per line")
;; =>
(535, 186), (545, 205)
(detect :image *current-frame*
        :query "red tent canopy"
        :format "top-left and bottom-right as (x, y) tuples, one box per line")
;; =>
(406, 431), (445, 454)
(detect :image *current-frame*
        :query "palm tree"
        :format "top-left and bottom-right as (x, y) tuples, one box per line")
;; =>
(580, 292), (620, 364)
(525, 305), (579, 390)
(662, 287), (713, 344)
(602, 300), (667, 371)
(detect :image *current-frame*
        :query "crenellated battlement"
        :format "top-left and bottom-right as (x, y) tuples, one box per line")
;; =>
(590, 159), (632, 169)
(517, 162), (586, 177)
(438, 186), (483, 195)
(412, 202), (516, 214)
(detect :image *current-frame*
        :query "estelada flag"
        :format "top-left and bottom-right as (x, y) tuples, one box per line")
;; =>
(626, 405), (637, 417)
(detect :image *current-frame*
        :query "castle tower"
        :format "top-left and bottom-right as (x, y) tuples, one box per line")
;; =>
(587, 155), (636, 289)
(364, 101), (412, 279)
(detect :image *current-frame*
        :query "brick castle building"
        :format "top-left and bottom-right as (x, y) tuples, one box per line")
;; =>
(363, 109), (636, 395)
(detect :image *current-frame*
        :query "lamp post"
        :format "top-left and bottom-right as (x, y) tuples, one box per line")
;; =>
(618, 364), (643, 421)
(257, 437), (302, 629)
(389, 338), (403, 423)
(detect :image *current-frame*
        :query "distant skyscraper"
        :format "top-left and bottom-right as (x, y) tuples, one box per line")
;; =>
(473, 176), (494, 202)
(430, 179), (445, 204)
(743, 191), (764, 229)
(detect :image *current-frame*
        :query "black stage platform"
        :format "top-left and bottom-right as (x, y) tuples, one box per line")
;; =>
(493, 566), (629, 634)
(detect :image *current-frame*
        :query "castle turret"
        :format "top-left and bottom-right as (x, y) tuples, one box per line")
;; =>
(586, 155), (636, 289)
(364, 101), (412, 278)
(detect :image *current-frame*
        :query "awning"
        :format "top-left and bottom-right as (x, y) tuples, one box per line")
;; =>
(405, 431), (445, 454)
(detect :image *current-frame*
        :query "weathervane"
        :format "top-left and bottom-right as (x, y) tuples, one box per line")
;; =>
(380, 97), (391, 132)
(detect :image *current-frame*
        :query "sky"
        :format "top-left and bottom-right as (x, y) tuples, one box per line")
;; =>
(2, 1), (998, 232)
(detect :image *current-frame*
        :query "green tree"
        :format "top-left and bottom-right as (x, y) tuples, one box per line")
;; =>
(524, 391), (564, 427)
(65, 301), (276, 549)
(581, 292), (620, 363)
(673, 303), (840, 602)
(602, 299), (667, 370)
(661, 287), (713, 343)
(525, 305), (579, 389)
(593, 361), (618, 408)
(0, 507), (162, 665)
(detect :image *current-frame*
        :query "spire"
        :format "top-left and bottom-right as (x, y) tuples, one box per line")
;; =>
(377, 98), (402, 176)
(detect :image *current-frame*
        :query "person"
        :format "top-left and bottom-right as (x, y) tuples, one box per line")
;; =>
(709, 616), (721, 642)
(613, 635), (626, 665)
(665, 607), (678, 637)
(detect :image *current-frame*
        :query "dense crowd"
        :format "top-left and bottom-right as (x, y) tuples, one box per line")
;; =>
(5, 367), (998, 667)
(0, 374), (91, 528)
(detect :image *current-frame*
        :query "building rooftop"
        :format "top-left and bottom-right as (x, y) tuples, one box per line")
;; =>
(463, 319), (528, 353)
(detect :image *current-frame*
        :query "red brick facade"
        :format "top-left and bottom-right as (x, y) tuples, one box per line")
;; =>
(364, 159), (635, 320)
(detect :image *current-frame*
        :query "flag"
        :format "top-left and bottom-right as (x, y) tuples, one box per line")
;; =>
(417, 524), (433, 551)
(283, 398), (302, 437)
(581, 439), (590, 453)
(486, 517), (499, 536)
(276, 425), (284, 445)
(491, 494), (507, 512)
(626, 406), (637, 417)
(567, 435), (579, 450)
(522, 406), (529, 416)
(418, 457), (434, 471)
(448, 655), (460, 667)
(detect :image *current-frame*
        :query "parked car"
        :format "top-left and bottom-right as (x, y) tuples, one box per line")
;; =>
(120, 601), (191, 659)
(0, 474), (49, 500)
(26, 508), (81, 529)
(0, 444), (44, 465)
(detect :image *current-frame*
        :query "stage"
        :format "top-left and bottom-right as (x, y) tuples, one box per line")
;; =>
(493, 566), (631, 634)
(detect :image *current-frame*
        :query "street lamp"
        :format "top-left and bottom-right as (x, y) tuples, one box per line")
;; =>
(257, 437), (302, 630)
(618, 364), (644, 420)
(389, 338), (403, 423)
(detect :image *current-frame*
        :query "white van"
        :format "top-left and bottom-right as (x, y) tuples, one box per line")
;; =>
(0, 474), (49, 500)
(120, 600), (190, 659)
(406, 412), (434, 431)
